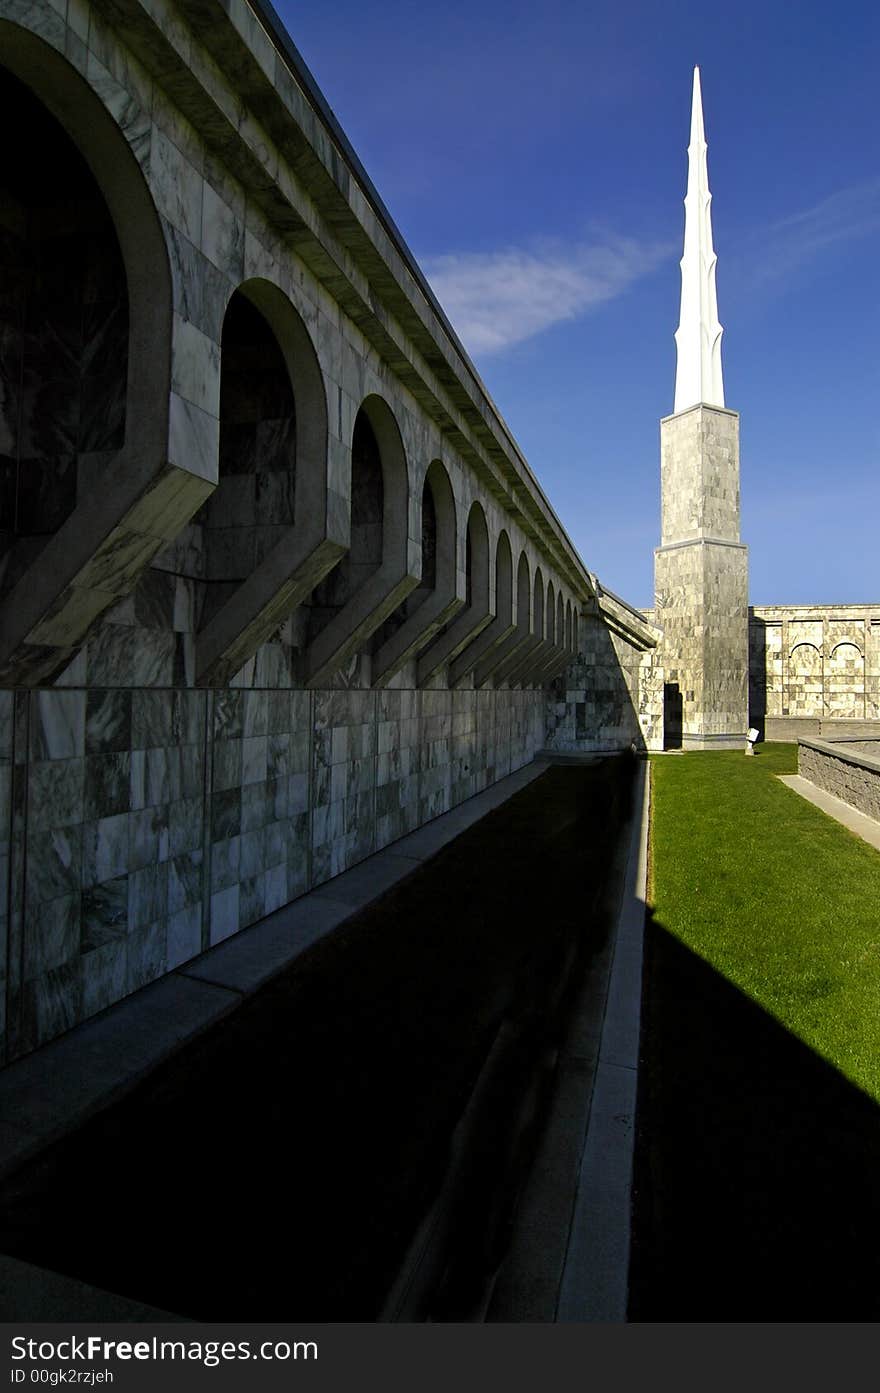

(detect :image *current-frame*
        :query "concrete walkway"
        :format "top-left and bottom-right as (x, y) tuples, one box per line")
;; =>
(778, 774), (880, 853)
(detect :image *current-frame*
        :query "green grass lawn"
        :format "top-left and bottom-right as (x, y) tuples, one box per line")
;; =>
(648, 741), (880, 1099)
(632, 741), (880, 1318)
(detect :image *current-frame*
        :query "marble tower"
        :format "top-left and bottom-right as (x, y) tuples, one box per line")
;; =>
(654, 67), (749, 749)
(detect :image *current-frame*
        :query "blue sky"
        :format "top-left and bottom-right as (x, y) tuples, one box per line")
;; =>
(276, 0), (879, 608)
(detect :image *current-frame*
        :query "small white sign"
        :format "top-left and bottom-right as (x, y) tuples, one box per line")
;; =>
(746, 728), (759, 743)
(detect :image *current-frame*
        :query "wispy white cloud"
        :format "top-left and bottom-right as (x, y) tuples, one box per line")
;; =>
(752, 177), (880, 287)
(422, 234), (672, 355)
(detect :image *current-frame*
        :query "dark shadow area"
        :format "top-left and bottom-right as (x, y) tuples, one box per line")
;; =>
(630, 909), (880, 1320)
(662, 682), (682, 750)
(0, 758), (635, 1321)
(748, 612), (767, 739)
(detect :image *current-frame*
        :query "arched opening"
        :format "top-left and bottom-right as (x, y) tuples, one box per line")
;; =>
(546, 581), (556, 647)
(566, 600), (574, 653)
(827, 641), (865, 718)
(307, 405), (384, 643)
(786, 642), (823, 718)
(495, 531), (513, 629)
(533, 568), (545, 641)
(557, 592), (565, 650)
(197, 289), (296, 625)
(0, 65), (128, 598)
(373, 461), (442, 647)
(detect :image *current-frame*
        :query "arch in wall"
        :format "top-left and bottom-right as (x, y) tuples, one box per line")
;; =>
(417, 498), (492, 686)
(539, 587), (570, 685)
(449, 527), (516, 687)
(0, 27), (205, 683)
(371, 458), (460, 686)
(507, 564), (549, 688)
(304, 393), (416, 687)
(476, 546), (532, 688)
(786, 642), (823, 718)
(193, 278), (343, 685)
(826, 641), (866, 719)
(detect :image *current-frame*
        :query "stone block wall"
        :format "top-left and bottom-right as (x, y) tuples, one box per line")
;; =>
(2, 682), (544, 1062)
(798, 738), (880, 823)
(545, 605), (663, 753)
(750, 606), (880, 736)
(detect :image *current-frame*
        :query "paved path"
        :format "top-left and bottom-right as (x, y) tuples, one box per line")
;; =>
(778, 774), (880, 853)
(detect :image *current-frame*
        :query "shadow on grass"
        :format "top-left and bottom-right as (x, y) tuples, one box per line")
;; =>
(630, 910), (880, 1320)
(0, 759), (635, 1321)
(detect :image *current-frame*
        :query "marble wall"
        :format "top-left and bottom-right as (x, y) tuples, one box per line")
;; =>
(1, 681), (544, 1062)
(749, 607), (880, 735)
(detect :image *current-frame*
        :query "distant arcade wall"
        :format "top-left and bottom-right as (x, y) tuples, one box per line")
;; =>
(749, 605), (880, 739)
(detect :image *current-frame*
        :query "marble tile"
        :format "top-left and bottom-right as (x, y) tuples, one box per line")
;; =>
(129, 804), (170, 871)
(151, 125), (203, 244)
(85, 689), (132, 754)
(165, 223), (230, 342)
(175, 690), (206, 746)
(169, 796), (203, 857)
(21, 959), (81, 1053)
(167, 849), (203, 914)
(240, 780), (270, 833)
(213, 689), (243, 739)
(30, 690), (86, 761)
(180, 744), (205, 800)
(201, 183), (244, 281)
(239, 872), (265, 929)
(210, 787), (240, 842)
(167, 903), (202, 969)
(210, 834), (240, 892)
(81, 937), (128, 1019)
(241, 734), (267, 785)
(128, 861), (168, 931)
(126, 918), (167, 993)
(210, 883), (239, 944)
(168, 392), (219, 485)
(239, 826), (265, 879)
(132, 690), (174, 749)
(26, 826), (83, 905)
(267, 690), (289, 735)
(81, 875), (129, 951)
(266, 732), (291, 780)
(23, 891), (80, 979)
(264, 819), (286, 868)
(132, 568), (176, 630)
(84, 751), (131, 820)
(264, 861), (288, 914)
(85, 50), (150, 168)
(171, 313), (221, 416)
(86, 624), (176, 687)
(242, 690), (269, 737)
(28, 757), (84, 830)
(0, 691), (14, 759)
(212, 738), (242, 792)
(268, 775), (288, 822)
(81, 812), (130, 888)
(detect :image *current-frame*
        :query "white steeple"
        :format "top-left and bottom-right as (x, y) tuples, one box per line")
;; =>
(673, 66), (725, 414)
